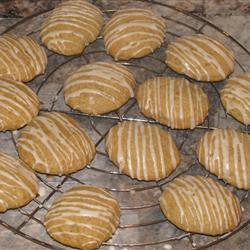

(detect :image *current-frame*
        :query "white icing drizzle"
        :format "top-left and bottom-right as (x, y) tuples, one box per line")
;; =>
(221, 73), (250, 125)
(16, 112), (95, 175)
(0, 33), (47, 82)
(197, 128), (249, 189)
(168, 44), (206, 79)
(45, 185), (120, 248)
(104, 8), (165, 60)
(0, 78), (39, 131)
(160, 175), (241, 235)
(105, 121), (180, 181)
(64, 61), (135, 114)
(148, 122), (159, 179)
(166, 34), (234, 81)
(137, 76), (209, 129)
(0, 152), (38, 212)
(40, 0), (103, 55)
(154, 125), (166, 177)
(126, 121), (134, 178)
(134, 122), (141, 178)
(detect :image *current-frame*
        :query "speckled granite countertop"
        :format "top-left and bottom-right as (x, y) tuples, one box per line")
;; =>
(0, 1), (249, 250)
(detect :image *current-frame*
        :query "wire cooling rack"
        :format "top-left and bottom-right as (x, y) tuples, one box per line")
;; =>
(0, 0), (249, 249)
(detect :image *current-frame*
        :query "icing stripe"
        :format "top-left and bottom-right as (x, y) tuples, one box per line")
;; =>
(197, 128), (250, 189)
(0, 33), (47, 82)
(0, 152), (38, 212)
(104, 8), (166, 60)
(44, 185), (120, 249)
(40, 0), (103, 55)
(160, 175), (242, 235)
(165, 34), (234, 81)
(136, 76), (209, 129)
(105, 121), (180, 181)
(16, 112), (96, 175)
(0, 78), (40, 131)
(64, 61), (135, 114)
(220, 73), (250, 125)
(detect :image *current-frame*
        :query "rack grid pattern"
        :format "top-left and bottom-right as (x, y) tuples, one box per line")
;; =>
(0, 1), (249, 249)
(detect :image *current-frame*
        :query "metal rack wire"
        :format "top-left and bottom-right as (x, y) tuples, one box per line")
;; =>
(0, 0), (249, 249)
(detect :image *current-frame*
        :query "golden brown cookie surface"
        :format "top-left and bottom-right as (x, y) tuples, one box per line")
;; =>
(159, 175), (242, 235)
(104, 8), (166, 60)
(0, 78), (40, 132)
(40, 0), (103, 56)
(165, 34), (235, 81)
(136, 77), (209, 129)
(64, 61), (136, 114)
(197, 128), (250, 189)
(0, 152), (39, 212)
(105, 121), (180, 181)
(44, 185), (120, 250)
(220, 73), (250, 125)
(16, 112), (96, 175)
(0, 33), (47, 82)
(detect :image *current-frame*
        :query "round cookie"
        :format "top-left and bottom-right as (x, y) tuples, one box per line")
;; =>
(0, 33), (47, 82)
(16, 112), (96, 175)
(136, 76), (209, 129)
(220, 73), (250, 125)
(159, 175), (242, 236)
(0, 78), (40, 132)
(64, 61), (136, 114)
(40, 0), (103, 56)
(197, 128), (250, 189)
(44, 184), (120, 250)
(105, 121), (180, 181)
(0, 152), (39, 212)
(104, 8), (166, 60)
(165, 34), (235, 81)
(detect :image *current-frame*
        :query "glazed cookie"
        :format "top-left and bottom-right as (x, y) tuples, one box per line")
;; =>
(197, 128), (250, 189)
(104, 8), (166, 60)
(105, 121), (180, 181)
(0, 33), (47, 82)
(44, 185), (120, 250)
(136, 77), (209, 129)
(165, 34), (235, 81)
(0, 78), (40, 132)
(0, 152), (39, 212)
(40, 0), (103, 55)
(16, 112), (96, 175)
(160, 175), (242, 236)
(64, 61), (136, 114)
(220, 73), (250, 125)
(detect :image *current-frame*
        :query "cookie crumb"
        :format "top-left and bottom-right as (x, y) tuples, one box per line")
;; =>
(130, 190), (136, 195)
(38, 186), (46, 197)
(164, 244), (172, 249)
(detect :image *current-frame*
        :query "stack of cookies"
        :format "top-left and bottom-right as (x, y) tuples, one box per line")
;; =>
(0, 0), (249, 249)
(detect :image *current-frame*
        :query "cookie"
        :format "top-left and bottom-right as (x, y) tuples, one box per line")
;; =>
(159, 175), (242, 236)
(0, 33), (47, 82)
(16, 112), (96, 175)
(197, 128), (250, 189)
(136, 77), (209, 129)
(64, 61), (136, 114)
(0, 33), (48, 82)
(220, 73), (250, 125)
(105, 121), (180, 181)
(165, 34), (235, 81)
(40, 0), (103, 56)
(0, 152), (39, 212)
(0, 78), (40, 132)
(104, 8), (166, 60)
(44, 184), (120, 250)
